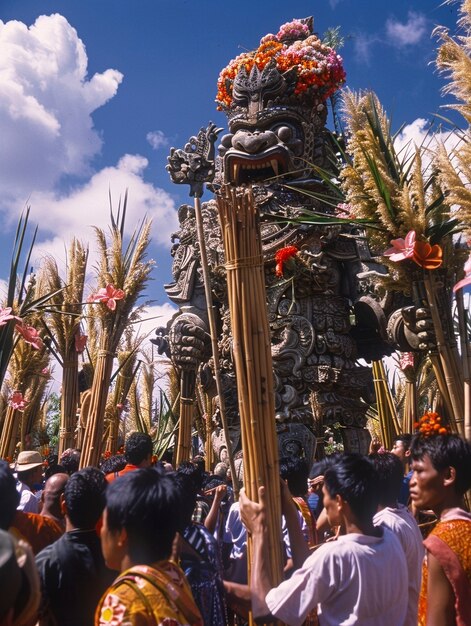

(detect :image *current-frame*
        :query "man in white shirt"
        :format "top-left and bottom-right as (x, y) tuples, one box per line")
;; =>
(12, 450), (43, 514)
(240, 454), (408, 626)
(370, 451), (424, 626)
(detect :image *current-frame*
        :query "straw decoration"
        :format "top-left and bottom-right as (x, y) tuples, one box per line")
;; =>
(216, 185), (284, 591)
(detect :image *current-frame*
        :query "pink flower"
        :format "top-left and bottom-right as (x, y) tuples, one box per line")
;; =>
(15, 323), (43, 350)
(9, 391), (28, 412)
(399, 352), (414, 371)
(89, 284), (125, 311)
(41, 367), (51, 378)
(0, 307), (20, 327)
(453, 254), (471, 292)
(383, 230), (416, 262)
(75, 331), (88, 353)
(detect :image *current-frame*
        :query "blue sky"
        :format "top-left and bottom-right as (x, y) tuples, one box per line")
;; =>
(0, 0), (462, 330)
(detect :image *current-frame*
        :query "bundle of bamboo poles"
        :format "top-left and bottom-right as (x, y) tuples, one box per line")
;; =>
(372, 359), (400, 450)
(216, 185), (284, 590)
(175, 370), (196, 466)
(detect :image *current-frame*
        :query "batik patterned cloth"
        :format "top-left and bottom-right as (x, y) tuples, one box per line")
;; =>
(95, 560), (203, 626)
(418, 517), (471, 626)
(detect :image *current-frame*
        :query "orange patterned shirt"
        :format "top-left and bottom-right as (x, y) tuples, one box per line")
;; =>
(418, 518), (471, 626)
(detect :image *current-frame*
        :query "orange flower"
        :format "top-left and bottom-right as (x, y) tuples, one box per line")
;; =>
(275, 246), (298, 277)
(412, 241), (443, 270)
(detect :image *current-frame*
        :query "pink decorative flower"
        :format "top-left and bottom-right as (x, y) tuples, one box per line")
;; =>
(0, 307), (20, 327)
(89, 284), (125, 311)
(9, 391), (28, 412)
(383, 230), (416, 262)
(75, 331), (88, 353)
(453, 254), (471, 292)
(399, 352), (414, 371)
(15, 323), (43, 350)
(98, 593), (126, 625)
(41, 367), (51, 378)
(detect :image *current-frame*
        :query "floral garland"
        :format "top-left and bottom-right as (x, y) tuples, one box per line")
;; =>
(414, 411), (450, 437)
(275, 245), (298, 277)
(216, 19), (346, 109)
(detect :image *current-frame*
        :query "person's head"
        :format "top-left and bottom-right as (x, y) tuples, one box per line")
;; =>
(101, 468), (182, 570)
(176, 460), (204, 493)
(391, 434), (412, 466)
(0, 461), (20, 530)
(323, 454), (380, 528)
(63, 467), (107, 530)
(213, 462), (229, 480)
(100, 454), (127, 476)
(124, 432), (153, 467)
(175, 471), (199, 530)
(368, 452), (403, 508)
(41, 473), (69, 519)
(59, 449), (81, 475)
(409, 434), (471, 512)
(14, 451), (44, 488)
(279, 456), (309, 497)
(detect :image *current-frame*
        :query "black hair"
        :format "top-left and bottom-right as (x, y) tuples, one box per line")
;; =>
(0, 461), (20, 529)
(106, 467), (182, 563)
(174, 470), (198, 530)
(368, 452), (403, 506)
(100, 454), (127, 475)
(176, 460), (204, 493)
(410, 434), (471, 496)
(279, 456), (309, 497)
(59, 449), (81, 475)
(394, 434), (412, 450)
(64, 467), (107, 529)
(124, 432), (153, 466)
(323, 454), (380, 524)
(309, 453), (343, 480)
(202, 475), (226, 492)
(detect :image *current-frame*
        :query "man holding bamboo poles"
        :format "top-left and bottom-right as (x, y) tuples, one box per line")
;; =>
(239, 454), (408, 625)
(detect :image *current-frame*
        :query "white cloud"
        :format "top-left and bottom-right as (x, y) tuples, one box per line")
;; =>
(147, 130), (169, 150)
(0, 14), (123, 208)
(0, 14), (179, 268)
(30, 154), (179, 267)
(386, 11), (427, 47)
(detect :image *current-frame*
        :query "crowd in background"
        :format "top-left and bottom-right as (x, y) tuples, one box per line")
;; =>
(1, 429), (470, 626)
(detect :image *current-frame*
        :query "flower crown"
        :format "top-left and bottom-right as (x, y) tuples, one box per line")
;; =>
(216, 18), (346, 110)
(414, 411), (451, 437)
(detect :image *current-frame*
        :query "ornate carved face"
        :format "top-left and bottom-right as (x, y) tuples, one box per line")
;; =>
(215, 18), (345, 187)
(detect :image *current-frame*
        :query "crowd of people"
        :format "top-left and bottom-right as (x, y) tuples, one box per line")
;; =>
(0, 429), (470, 626)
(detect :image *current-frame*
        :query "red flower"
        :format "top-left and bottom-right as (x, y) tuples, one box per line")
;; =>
(412, 241), (443, 270)
(15, 323), (43, 350)
(75, 331), (88, 353)
(275, 246), (298, 277)
(89, 284), (125, 311)
(9, 391), (28, 412)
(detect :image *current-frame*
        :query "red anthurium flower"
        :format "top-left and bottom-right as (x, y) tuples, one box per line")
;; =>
(75, 331), (88, 353)
(15, 323), (44, 350)
(453, 254), (471, 292)
(412, 241), (443, 270)
(275, 246), (298, 277)
(383, 230), (416, 262)
(0, 307), (20, 327)
(9, 391), (28, 412)
(91, 284), (125, 310)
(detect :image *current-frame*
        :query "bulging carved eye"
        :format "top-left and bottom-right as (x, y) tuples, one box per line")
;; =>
(220, 133), (234, 148)
(275, 126), (293, 142)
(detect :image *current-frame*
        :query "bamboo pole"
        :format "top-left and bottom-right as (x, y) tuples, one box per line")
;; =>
(79, 347), (115, 468)
(193, 196), (240, 497)
(175, 370), (196, 466)
(423, 273), (464, 434)
(0, 403), (21, 459)
(456, 289), (471, 442)
(403, 379), (418, 434)
(216, 186), (284, 601)
(59, 353), (80, 455)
